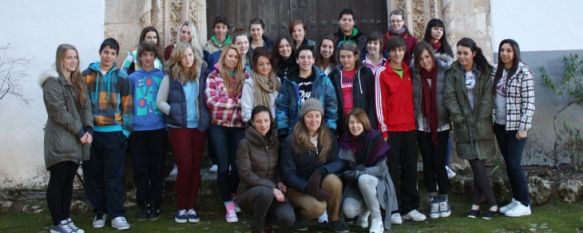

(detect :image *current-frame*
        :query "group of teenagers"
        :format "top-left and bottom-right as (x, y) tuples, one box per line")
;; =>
(41, 7), (535, 233)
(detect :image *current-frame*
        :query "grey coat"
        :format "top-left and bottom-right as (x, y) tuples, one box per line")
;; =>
(411, 58), (451, 131)
(41, 72), (92, 169)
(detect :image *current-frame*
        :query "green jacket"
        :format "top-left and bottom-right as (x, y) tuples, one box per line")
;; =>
(41, 72), (93, 169)
(444, 62), (495, 160)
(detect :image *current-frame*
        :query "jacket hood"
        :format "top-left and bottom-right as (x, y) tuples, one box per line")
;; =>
(87, 62), (120, 73)
(38, 70), (60, 86)
(244, 126), (278, 148)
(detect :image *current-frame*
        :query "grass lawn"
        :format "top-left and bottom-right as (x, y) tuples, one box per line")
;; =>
(0, 192), (581, 233)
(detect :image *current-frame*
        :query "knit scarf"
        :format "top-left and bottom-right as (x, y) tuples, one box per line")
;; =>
(420, 68), (439, 144)
(339, 130), (389, 166)
(252, 71), (281, 108)
(431, 40), (442, 53)
(389, 26), (407, 36)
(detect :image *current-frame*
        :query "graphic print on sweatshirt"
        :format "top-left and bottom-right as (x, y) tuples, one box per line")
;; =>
(297, 75), (315, 105)
(135, 75), (162, 116)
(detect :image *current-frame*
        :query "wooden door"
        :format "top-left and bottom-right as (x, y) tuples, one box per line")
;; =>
(206, 0), (387, 41)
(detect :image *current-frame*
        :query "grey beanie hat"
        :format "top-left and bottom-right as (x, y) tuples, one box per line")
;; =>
(299, 98), (324, 117)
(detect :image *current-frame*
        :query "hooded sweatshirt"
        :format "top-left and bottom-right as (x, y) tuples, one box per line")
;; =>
(129, 67), (165, 131)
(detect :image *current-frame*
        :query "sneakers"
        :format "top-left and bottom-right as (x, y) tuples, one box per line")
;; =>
(92, 213), (107, 228)
(330, 221), (350, 233)
(369, 216), (384, 233)
(149, 207), (160, 221)
(169, 165), (178, 177)
(467, 209), (480, 219)
(429, 198), (440, 219)
(175, 209), (188, 223)
(317, 211), (329, 224)
(224, 201), (239, 223)
(111, 216), (131, 230)
(499, 199), (519, 214)
(187, 209), (200, 223)
(446, 165), (456, 179)
(66, 218), (84, 233)
(504, 203), (531, 217)
(439, 200), (452, 218)
(481, 210), (496, 220)
(208, 164), (218, 173)
(50, 220), (76, 233)
(357, 210), (370, 228)
(137, 205), (149, 221)
(390, 213), (403, 225)
(402, 209), (427, 222)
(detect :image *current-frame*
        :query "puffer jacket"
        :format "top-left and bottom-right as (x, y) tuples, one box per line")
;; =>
(40, 71), (93, 169)
(411, 57), (451, 131)
(444, 61), (495, 160)
(236, 127), (280, 194)
(275, 67), (338, 136)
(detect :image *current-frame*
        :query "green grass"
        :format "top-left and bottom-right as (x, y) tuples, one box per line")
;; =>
(0, 195), (581, 233)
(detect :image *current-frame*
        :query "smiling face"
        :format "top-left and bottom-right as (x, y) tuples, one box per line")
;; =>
(278, 39), (292, 59)
(389, 47), (405, 65)
(249, 24), (264, 41)
(418, 49), (434, 72)
(144, 31), (158, 45)
(499, 43), (515, 69)
(255, 56), (272, 76)
(99, 46), (118, 70)
(456, 45), (475, 70)
(180, 47), (194, 68)
(63, 49), (79, 73)
(390, 14), (405, 31)
(235, 35), (249, 56)
(339, 49), (356, 71)
(320, 39), (334, 59)
(179, 25), (192, 42)
(297, 49), (315, 72)
(339, 14), (355, 34)
(348, 115), (364, 136)
(252, 111), (271, 136)
(367, 40), (381, 55)
(303, 111), (322, 135)
(292, 24), (306, 44)
(223, 48), (239, 70)
(214, 23), (229, 42)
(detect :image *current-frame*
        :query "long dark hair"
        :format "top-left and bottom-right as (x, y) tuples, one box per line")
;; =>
(423, 19), (453, 57)
(315, 34), (337, 69)
(413, 41), (437, 72)
(272, 35), (295, 68)
(456, 37), (491, 73)
(493, 39), (521, 94)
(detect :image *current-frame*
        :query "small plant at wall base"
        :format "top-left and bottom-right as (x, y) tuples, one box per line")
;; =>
(0, 43), (29, 104)
(539, 54), (583, 171)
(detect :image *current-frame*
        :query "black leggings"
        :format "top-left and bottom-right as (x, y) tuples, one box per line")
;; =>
(47, 161), (78, 225)
(468, 159), (496, 206)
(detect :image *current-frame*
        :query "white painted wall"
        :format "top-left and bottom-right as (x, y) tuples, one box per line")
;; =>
(0, 1), (104, 188)
(491, 0), (583, 51)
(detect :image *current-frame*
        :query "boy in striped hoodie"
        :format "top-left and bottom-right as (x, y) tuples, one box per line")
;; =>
(82, 38), (133, 231)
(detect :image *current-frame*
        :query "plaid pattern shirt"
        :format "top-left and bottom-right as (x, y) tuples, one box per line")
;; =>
(492, 63), (535, 131)
(205, 70), (245, 128)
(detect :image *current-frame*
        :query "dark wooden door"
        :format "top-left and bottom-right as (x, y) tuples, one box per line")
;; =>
(206, 0), (387, 41)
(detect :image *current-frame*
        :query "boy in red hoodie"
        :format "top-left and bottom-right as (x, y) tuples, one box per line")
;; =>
(375, 36), (426, 224)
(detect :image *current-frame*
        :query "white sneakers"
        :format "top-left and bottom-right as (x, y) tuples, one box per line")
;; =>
(369, 217), (384, 233)
(92, 214), (107, 228)
(111, 216), (131, 230)
(208, 164), (218, 173)
(500, 199), (519, 214)
(505, 203), (531, 217)
(402, 209), (427, 222)
(357, 211), (370, 228)
(390, 213), (403, 225)
(429, 202), (440, 219)
(224, 201), (239, 223)
(317, 211), (329, 224)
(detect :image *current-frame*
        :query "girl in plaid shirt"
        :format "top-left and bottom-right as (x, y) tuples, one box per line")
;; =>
(205, 45), (248, 223)
(492, 39), (535, 217)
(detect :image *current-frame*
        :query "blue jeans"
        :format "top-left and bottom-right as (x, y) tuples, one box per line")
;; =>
(209, 124), (245, 201)
(494, 124), (530, 206)
(82, 131), (127, 218)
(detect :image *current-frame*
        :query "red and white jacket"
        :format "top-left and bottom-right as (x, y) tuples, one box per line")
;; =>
(205, 70), (247, 128)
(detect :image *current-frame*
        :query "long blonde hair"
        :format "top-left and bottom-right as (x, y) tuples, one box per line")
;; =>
(218, 45), (245, 94)
(55, 44), (85, 105)
(291, 112), (333, 162)
(177, 21), (204, 59)
(166, 42), (200, 83)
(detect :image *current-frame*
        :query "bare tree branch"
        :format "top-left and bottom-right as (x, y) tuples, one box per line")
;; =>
(0, 43), (30, 104)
